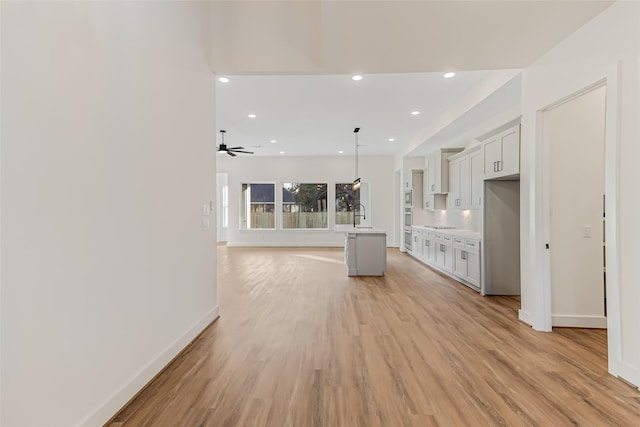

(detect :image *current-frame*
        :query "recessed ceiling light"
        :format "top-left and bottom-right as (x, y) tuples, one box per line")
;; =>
(388, 138), (395, 142)
(352, 75), (363, 81)
(248, 114), (257, 118)
(279, 151), (285, 154)
(443, 72), (456, 79)
(339, 150), (344, 154)
(411, 111), (420, 116)
(218, 76), (230, 83)
(269, 139), (276, 143)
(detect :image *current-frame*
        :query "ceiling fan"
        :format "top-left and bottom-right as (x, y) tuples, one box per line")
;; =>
(217, 130), (254, 157)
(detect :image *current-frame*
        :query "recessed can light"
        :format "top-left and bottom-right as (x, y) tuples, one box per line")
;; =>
(269, 139), (276, 143)
(339, 150), (344, 154)
(218, 77), (230, 83)
(388, 138), (395, 142)
(248, 114), (257, 118)
(279, 151), (285, 154)
(411, 111), (420, 116)
(352, 75), (363, 81)
(443, 72), (456, 78)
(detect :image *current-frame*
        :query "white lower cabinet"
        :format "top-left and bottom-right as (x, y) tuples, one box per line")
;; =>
(411, 227), (422, 257)
(434, 234), (453, 273)
(409, 228), (481, 292)
(452, 237), (481, 290)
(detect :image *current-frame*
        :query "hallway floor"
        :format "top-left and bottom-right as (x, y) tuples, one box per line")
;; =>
(108, 246), (640, 426)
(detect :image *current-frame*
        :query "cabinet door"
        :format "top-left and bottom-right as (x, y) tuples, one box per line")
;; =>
(411, 230), (420, 254)
(453, 248), (467, 278)
(459, 155), (470, 209)
(435, 242), (445, 268)
(427, 155), (437, 194)
(500, 125), (520, 177)
(404, 173), (412, 190)
(429, 239), (436, 262)
(465, 250), (480, 288)
(483, 136), (501, 179)
(424, 193), (433, 210)
(470, 150), (483, 209)
(448, 159), (460, 209)
(442, 243), (454, 273)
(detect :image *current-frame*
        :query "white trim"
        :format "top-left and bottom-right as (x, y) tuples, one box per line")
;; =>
(518, 309), (534, 326)
(552, 315), (607, 329)
(78, 307), (220, 427)
(532, 60), (626, 382)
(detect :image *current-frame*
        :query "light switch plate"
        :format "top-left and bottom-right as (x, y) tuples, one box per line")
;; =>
(202, 204), (210, 216)
(202, 217), (210, 230)
(582, 225), (592, 238)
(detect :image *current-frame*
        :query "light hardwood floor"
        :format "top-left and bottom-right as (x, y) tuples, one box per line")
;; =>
(107, 247), (640, 426)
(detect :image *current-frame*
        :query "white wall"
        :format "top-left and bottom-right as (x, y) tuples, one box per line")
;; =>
(519, 1), (640, 385)
(1, 2), (218, 426)
(548, 86), (606, 327)
(217, 155), (395, 247)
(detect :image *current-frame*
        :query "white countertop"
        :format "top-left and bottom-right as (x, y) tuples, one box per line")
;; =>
(335, 225), (386, 234)
(411, 225), (481, 240)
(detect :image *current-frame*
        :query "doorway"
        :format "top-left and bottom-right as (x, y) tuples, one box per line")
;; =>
(216, 173), (229, 243)
(546, 85), (607, 328)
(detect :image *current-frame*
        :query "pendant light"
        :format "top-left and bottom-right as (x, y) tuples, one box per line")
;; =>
(353, 127), (361, 190)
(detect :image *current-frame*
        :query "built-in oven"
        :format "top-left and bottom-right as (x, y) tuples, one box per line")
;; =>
(404, 227), (412, 250)
(404, 190), (412, 207)
(404, 207), (412, 227)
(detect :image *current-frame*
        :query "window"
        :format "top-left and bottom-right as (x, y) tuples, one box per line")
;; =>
(282, 183), (328, 229)
(241, 183), (275, 229)
(335, 183), (361, 225)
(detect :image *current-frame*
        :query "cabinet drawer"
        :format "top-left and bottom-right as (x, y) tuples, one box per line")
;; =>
(443, 235), (452, 242)
(465, 239), (479, 250)
(434, 233), (443, 239)
(452, 237), (464, 245)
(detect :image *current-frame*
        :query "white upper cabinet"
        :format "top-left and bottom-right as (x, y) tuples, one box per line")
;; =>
(470, 149), (483, 209)
(447, 146), (481, 210)
(448, 157), (461, 209)
(426, 148), (463, 194)
(483, 124), (521, 180)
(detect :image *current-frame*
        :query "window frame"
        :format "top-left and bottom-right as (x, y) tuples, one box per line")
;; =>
(281, 182), (329, 230)
(240, 182), (277, 230)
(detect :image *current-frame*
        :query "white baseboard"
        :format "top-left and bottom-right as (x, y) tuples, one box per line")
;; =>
(79, 306), (220, 427)
(518, 309), (534, 326)
(552, 314), (607, 328)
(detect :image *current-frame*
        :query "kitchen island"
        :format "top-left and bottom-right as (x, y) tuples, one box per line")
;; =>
(342, 227), (387, 276)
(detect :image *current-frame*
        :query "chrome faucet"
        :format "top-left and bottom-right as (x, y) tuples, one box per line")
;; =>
(353, 203), (366, 227)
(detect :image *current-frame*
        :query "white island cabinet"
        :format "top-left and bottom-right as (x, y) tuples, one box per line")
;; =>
(344, 229), (387, 276)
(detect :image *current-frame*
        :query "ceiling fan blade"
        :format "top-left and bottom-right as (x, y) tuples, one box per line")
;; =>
(227, 151), (237, 157)
(230, 149), (254, 154)
(227, 146), (244, 150)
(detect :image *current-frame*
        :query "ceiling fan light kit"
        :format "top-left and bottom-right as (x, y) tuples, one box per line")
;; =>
(217, 130), (254, 157)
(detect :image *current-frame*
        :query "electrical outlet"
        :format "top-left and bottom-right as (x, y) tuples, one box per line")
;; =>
(582, 225), (592, 238)
(202, 217), (210, 230)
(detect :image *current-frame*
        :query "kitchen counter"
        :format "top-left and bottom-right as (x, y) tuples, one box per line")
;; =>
(411, 225), (481, 240)
(343, 228), (386, 276)
(344, 227), (387, 235)
(409, 225), (481, 292)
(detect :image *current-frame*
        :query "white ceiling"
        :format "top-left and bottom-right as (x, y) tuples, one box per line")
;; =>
(213, 1), (613, 157)
(216, 71), (493, 156)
